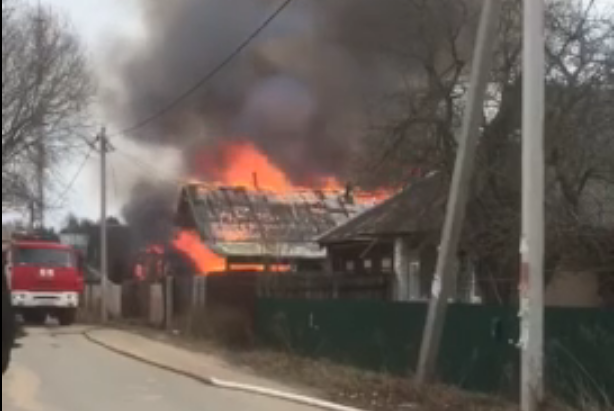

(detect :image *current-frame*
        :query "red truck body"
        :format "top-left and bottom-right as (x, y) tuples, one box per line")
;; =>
(7, 239), (84, 326)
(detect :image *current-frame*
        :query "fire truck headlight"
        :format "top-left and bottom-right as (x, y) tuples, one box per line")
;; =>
(12, 293), (25, 305)
(65, 293), (78, 305)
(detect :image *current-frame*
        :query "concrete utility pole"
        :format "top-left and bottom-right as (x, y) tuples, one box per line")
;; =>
(416, 0), (502, 384)
(520, 1), (546, 410)
(32, 2), (46, 230)
(34, 138), (46, 228)
(99, 128), (111, 322)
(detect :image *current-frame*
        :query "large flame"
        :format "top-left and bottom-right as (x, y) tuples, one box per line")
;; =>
(175, 143), (392, 275)
(193, 142), (340, 192)
(173, 230), (292, 275)
(222, 143), (296, 191)
(173, 231), (225, 275)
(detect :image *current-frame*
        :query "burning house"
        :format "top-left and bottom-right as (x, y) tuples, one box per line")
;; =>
(105, 1), (453, 280)
(103, 0), (481, 282)
(173, 182), (377, 275)
(122, 141), (389, 281)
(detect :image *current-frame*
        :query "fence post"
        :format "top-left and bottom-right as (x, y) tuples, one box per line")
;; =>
(201, 275), (208, 309)
(84, 285), (91, 320)
(332, 273), (340, 300)
(189, 276), (202, 335)
(165, 276), (174, 331)
(91, 285), (98, 322)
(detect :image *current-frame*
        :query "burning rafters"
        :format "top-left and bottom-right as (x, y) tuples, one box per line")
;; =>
(173, 230), (225, 274)
(130, 143), (392, 276)
(176, 183), (383, 261)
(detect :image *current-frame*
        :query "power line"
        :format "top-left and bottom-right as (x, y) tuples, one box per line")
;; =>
(113, 149), (184, 186)
(52, 147), (95, 208)
(115, 0), (294, 138)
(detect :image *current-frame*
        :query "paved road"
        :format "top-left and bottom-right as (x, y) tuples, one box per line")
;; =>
(2, 328), (317, 411)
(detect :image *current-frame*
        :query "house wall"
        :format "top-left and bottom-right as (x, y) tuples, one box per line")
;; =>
(325, 242), (605, 307)
(393, 238), (418, 301)
(545, 271), (602, 308)
(326, 242), (394, 274)
(393, 239), (439, 301)
(324, 239), (481, 303)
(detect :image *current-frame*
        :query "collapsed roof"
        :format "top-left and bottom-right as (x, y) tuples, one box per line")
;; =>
(175, 183), (378, 259)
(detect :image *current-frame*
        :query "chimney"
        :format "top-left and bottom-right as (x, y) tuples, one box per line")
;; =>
(344, 182), (355, 204)
(252, 172), (260, 191)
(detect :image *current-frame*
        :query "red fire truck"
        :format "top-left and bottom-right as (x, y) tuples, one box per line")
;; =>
(4, 232), (84, 326)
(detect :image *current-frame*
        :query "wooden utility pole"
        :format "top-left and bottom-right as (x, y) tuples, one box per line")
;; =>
(99, 128), (111, 322)
(416, 0), (502, 384)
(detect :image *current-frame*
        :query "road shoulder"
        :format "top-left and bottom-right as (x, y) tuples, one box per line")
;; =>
(84, 328), (362, 411)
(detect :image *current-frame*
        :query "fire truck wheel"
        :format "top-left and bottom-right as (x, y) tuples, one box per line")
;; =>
(23, 310), (47, 326)
(57, 309), (76, 326)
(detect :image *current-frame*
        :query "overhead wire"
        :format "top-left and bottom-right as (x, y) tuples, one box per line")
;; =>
(51, 146), (95, 209)
(113, 0), (295, 138)
(51, 0), (294, 212)
(112, 148), (184, 186)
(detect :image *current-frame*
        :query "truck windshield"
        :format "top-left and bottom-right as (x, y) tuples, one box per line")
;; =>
(15, 248), (74, 268)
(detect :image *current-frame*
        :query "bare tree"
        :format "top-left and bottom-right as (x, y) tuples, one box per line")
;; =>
(2, 0), (93, 212)
(358, 0), (613, 302)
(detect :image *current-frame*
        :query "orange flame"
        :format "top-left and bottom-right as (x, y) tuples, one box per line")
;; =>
(188, 142), (398, 204)
(176, 143), (393, 275)
(222, 143), (295, 191)
(173, 231), (292, 275)
(173, 231), (225, 275)
(193, 142), (341, 192)
(227, 263), (292, 272)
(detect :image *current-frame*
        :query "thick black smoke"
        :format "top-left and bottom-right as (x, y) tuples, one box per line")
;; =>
(108, 0), (478, 183)
(110, 0), (479, 242)
(121, 181), (177, 247)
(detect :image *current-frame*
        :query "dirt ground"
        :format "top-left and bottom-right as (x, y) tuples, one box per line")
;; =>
(108, 324), (583, 411)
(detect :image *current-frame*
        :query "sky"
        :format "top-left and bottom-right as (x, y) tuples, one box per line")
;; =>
(32, 0), (137, 226)
(40, 0), (184, 228)
(32, 0), (614, 229)
(45, 0), (139, 47)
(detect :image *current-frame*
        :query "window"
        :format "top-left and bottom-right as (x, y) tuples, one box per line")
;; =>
(364, 259), (373, 271)
(456, 255), (481, 303)
(345, 260), (356, 271)
(14, 248), (74, 268)
(382, 258), (393, 272)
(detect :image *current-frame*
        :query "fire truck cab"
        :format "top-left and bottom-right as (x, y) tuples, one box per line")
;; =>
(4, 232), (84, 326)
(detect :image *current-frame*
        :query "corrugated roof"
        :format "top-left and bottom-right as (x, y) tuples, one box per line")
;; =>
(319, 173), (448, 244)
(179, 184), (378, 259)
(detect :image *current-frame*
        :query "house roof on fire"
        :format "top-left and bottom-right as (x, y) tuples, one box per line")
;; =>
(175, 183), (379, 259)
(318, 172), (448, 244)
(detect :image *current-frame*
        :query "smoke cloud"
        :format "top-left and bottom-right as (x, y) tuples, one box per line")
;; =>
(121, 181), (177, 246)
(107, 0), (479, 241)
(107, 0), (477, 179)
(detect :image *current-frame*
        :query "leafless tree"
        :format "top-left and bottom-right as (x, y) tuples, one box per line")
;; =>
(2, 0), (93, 212)
(357, 0), (613, 302)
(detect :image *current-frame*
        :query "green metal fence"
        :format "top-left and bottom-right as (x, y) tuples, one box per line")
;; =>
(256, 299), (613, 405)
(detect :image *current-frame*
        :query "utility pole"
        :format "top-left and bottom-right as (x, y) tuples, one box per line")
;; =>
(416, 0), (502, 384)
(99, 128), (111, 322)
(32, 1), (46, 230)
(520, 0), (546, 410)
(35, 138), (46, 228)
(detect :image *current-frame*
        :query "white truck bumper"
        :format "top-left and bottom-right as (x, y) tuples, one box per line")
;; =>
(12, 291), (79, 309)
